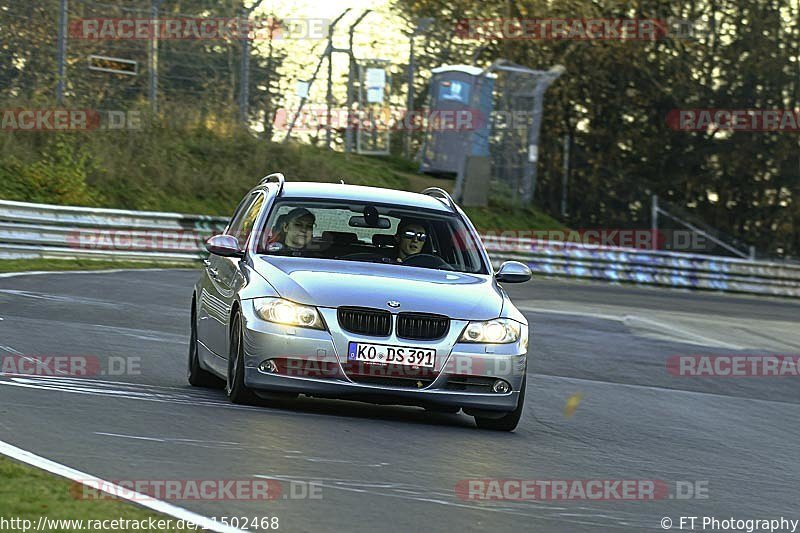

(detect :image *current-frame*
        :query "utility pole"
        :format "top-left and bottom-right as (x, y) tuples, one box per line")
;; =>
(56, 0), (68, 104)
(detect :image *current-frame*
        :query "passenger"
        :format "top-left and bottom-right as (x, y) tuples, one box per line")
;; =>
(393, 219), (428, 263)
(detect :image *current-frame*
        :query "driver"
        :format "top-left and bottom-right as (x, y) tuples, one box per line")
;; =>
(393, 218), (428, 263)
(264, 207), (316, 254)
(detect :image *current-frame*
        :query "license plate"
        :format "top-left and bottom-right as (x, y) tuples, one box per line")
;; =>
(347, 342), (435, 368)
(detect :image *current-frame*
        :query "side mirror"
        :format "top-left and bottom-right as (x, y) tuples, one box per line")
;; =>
(495, 261), (532, 283)
(205, 234), (244, 258)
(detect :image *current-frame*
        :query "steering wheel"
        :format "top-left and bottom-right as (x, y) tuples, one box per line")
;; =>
(401, 253), (455, 270)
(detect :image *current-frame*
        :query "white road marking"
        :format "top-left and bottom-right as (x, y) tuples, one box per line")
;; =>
(94, 432), (242, 447)
(0, 268), (194, 280)
(519, 306), (744, 350)
(0, 376), (327, 417)
(284, 456), (389, 467)
(0, 439), (245, 533)
(518, 306), (624, 322)
(0, 288), (122, 308)
(252, 474), (629, 524)
(94, 432), (166, 442)
(0, 346), (71, 376)
(621, 314), (744, 350)
(0, 344), (24, 355)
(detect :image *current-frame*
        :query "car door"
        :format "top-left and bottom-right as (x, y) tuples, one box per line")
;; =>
(198, 193), (259, 356)
(208, 192), (266, 357)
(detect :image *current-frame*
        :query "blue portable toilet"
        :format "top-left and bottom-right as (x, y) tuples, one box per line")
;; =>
(419, 65), (495, 176)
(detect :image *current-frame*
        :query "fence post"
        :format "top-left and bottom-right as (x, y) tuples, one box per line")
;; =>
(56, 0), (68, 104)
(561, 132), (570, 217)
(521, 67), (563, 204)
(344, 10), (372, 153)
(148, 0), (164, 114)
(239, 8), (251, 124)
(651, 194), (659, 251)
(325, 24), (334, 150)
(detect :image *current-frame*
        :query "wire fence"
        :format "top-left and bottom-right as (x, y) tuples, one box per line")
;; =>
(1, 0), (286, 129)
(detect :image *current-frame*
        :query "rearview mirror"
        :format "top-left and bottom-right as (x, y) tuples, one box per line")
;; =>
(349, 215), (391, 229)
(205, 234), (244, 258)
(495, 261), (532, 283)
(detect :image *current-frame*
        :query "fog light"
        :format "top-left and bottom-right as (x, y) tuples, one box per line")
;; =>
(492, 379), (511, 394)
(259, 360), (279, 373)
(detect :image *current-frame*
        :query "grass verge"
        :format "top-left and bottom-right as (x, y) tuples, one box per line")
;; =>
(0, 124), (564, 232)
(0, 456), (199, 532)
(0, 258), (196, 274)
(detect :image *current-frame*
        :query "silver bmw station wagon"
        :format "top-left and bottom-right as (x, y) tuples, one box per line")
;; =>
(189, 173), (532, 431)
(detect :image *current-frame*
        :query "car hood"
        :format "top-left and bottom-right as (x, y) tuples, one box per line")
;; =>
(253, 256), (503, 320)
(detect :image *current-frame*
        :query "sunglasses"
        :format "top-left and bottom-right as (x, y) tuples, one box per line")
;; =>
(401, 231), (427, 242)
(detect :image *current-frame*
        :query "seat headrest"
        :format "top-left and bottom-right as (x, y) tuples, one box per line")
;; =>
(321, 231), (359, 244)
(372, 234), (395, 247)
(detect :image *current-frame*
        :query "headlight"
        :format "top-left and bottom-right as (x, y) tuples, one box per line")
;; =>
(253, 298), (325, 330)
(459, 318), (523, 344)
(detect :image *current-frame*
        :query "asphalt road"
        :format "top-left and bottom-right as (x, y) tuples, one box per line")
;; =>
(0, 270), (799, 532)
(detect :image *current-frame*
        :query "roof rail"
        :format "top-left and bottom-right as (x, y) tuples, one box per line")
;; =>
(421, 187), (456, 211)
(259, 172), (285, 195)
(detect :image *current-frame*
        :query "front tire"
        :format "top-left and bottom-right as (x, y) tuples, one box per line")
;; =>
(188, 303), (223, 388)
(474, 375), (526, 432)
(226, 311), (259, 405)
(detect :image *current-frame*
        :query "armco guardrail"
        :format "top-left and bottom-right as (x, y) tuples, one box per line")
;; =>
(0, 199), (798, 298)
(483, 235), (800, 298)
(0, 199), (227, 264)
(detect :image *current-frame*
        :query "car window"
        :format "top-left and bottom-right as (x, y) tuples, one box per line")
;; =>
(225, 194), (255, 235)
(255, 199), (487, 274)
(227, 193), (264, 249)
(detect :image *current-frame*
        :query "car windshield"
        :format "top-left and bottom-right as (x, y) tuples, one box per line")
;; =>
(255, 199), (487, 274)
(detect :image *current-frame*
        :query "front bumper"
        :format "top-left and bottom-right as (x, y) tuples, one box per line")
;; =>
(240, 303), (527, 413)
